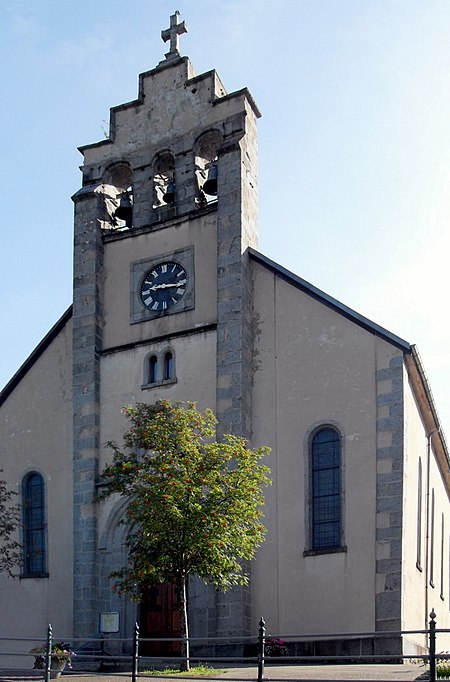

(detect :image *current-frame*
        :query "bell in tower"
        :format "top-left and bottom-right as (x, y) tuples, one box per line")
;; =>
(114, 190), (133, 228)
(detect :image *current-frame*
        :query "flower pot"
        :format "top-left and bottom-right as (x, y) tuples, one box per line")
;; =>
(49, 658), (67, 679)
(31, 642), (74, 678)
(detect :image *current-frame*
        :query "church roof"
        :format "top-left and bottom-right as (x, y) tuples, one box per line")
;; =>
(249, 247), (411, 351)
(0, 306), (73, 407)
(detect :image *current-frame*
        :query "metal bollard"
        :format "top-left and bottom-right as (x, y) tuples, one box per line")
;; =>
(257, 617), (265, 682)
(429, 609), (436, 682)
(132, 622), (140, 682)
(44, 624), (52, 682)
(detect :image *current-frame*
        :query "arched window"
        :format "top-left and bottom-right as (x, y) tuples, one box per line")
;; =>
(164, 351), (174, 381)
(22, 473), (46, 576)
(149, 355), (158, 384)
(311, 428), (341, 551)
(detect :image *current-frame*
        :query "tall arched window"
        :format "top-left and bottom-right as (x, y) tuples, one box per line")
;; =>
(22, 473), (46, 576)
(311, 428), (341, 551)
(164, 351), (174, 381)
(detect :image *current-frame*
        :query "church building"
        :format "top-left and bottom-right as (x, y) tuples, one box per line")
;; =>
(1, 12), (450, 663)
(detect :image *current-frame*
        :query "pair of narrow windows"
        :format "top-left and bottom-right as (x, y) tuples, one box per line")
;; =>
(311, 427), (342, 551)
(22, 472), (46, 576)
(148, 351), (174, 385)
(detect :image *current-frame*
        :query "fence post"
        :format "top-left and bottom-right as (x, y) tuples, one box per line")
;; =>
(257, 617), (265, 682)
(132, 622), (139, 682)
(44, 624), (52, 682)
(429, 609), (436, 682)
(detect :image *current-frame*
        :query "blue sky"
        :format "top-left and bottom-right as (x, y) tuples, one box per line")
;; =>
(2, 1), (450, 435)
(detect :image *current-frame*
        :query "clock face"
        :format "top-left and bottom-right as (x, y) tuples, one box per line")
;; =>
(140, 261), (188, 311)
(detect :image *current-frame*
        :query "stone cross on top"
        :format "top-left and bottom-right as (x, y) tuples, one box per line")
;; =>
(161, 11), (188, 61)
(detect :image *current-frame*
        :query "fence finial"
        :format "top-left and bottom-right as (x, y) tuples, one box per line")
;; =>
(132, 622), (139, 682)
(257, 617), (266, 682)
(44, 624), (53, 682)
(429, 609), (437, 682)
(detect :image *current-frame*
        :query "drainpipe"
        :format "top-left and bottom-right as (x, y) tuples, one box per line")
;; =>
(425, 428), (440, 635)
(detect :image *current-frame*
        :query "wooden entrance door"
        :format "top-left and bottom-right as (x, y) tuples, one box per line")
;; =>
(140, 584), (181, 656)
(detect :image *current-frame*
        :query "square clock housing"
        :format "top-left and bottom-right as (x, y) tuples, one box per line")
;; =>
(130, 246), (195, 323)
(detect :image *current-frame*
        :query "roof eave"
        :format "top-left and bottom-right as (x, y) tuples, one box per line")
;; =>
(405, 347), (450, 493)
(248, 247), (411, 351)
(0, 306), (73, 407)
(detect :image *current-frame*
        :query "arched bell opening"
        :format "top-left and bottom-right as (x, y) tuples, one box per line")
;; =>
(194, 130), (223, 208)
(153, 152), (175, 208)
(103, 163), (134, 229)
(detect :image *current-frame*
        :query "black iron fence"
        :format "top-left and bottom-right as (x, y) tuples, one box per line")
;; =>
(0, 610), (448, 681)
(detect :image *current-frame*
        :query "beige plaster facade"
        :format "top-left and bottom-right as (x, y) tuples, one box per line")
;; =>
(1, 15), (450, 666)
(251, 264), (382, 635)
(401, 368), (450, 651)
(0, 315), (73, 666)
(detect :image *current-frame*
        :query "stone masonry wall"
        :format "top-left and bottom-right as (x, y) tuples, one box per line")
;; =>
(72, 186), (104, 638)
(214, 106), (259, 640)
(375, 354), (404, 650)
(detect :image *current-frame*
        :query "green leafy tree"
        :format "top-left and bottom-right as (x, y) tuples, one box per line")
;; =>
(100, 400), (271, 670)
(0, 471), (20, 578)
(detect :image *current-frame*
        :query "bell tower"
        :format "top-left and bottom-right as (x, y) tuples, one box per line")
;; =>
(71, 12), (261, 640)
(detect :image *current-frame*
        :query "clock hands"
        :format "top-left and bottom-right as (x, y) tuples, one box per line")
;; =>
(146, 281), (186, 291)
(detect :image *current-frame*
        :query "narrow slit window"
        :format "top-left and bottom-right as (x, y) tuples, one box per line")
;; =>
(431, 489), (435, 587)
(448, 532), (450, 609)
(441, 514), (445, 600)
(417, 458), (423, 570)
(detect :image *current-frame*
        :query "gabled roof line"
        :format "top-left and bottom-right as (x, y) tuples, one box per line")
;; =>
(409, 345), (450, 463)
(248, 247), (411, 352)
(0, 306), (73, 407)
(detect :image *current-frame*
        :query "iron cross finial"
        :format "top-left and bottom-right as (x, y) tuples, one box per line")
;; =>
(161, 11), (188, 61)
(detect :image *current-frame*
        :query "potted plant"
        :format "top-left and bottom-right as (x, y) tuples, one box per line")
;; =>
(265, 637), (288, 657)
(30, 641), (76, 678)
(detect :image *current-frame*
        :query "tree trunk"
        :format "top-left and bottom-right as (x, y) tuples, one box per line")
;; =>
(179, 576), (189, 671)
